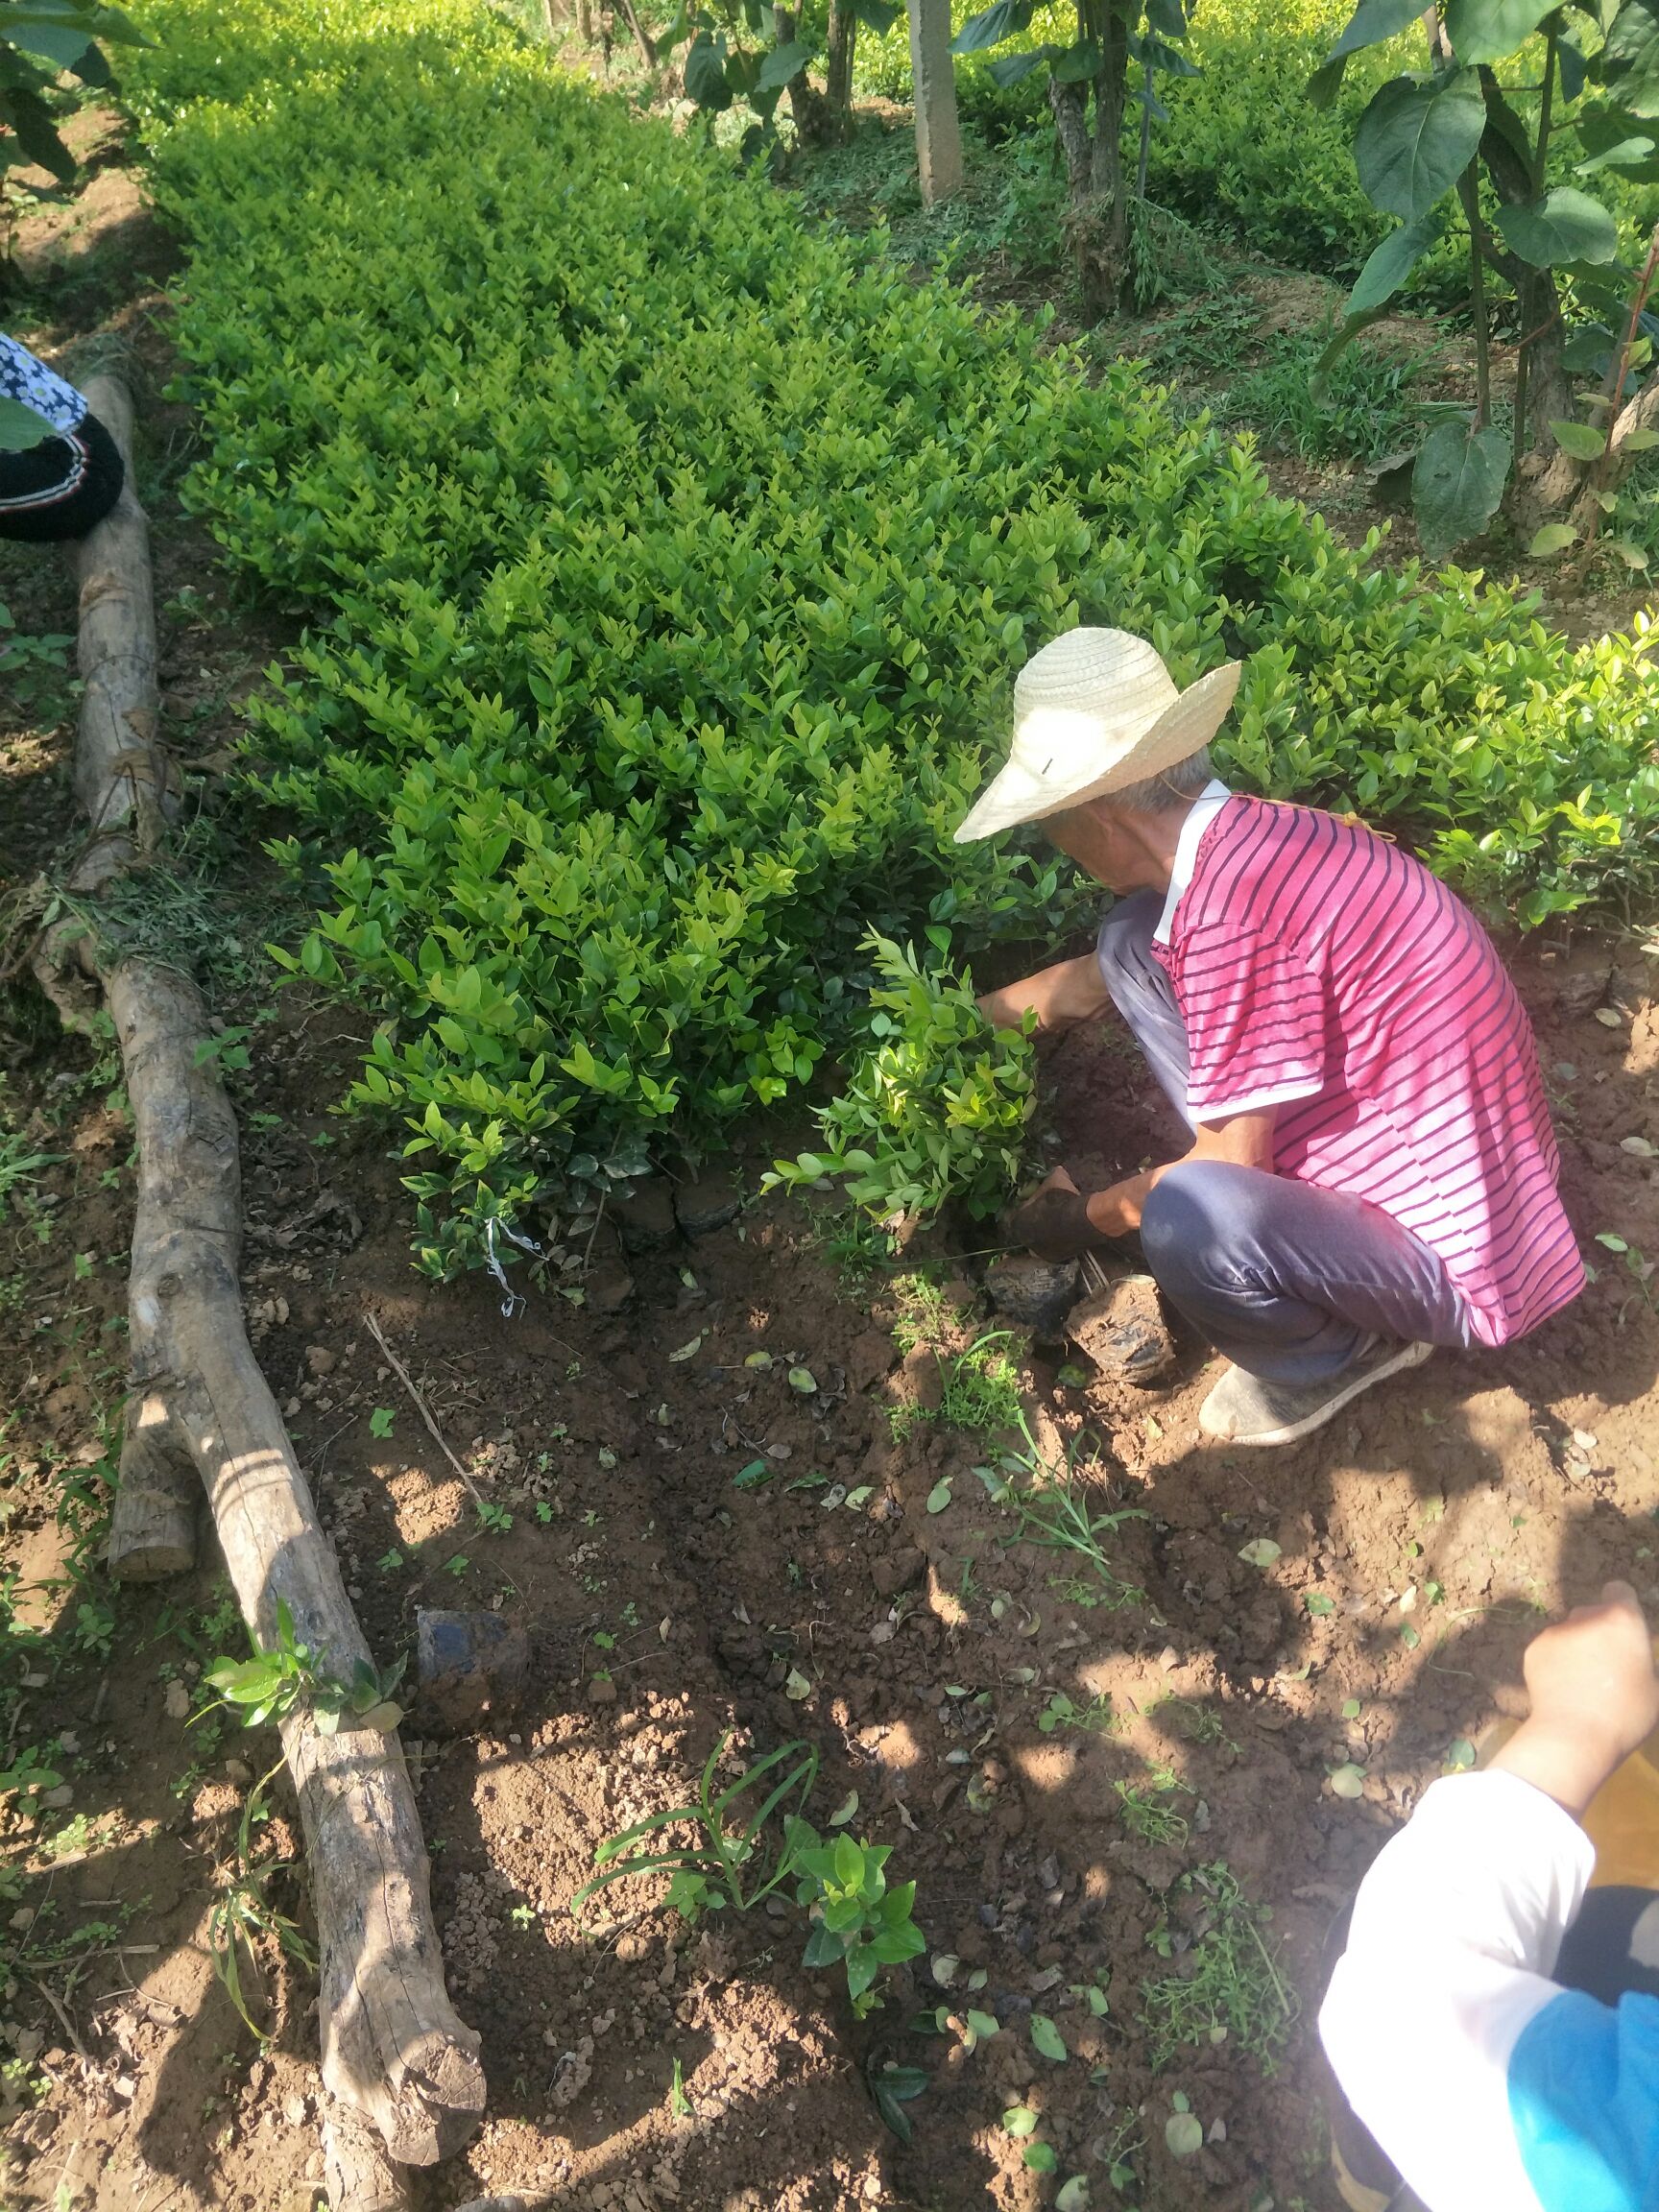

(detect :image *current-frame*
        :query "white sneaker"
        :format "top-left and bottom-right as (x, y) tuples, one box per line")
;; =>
(1199, 1338), (1434, 1448)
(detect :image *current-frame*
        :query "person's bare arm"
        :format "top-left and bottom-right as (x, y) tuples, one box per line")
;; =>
(1487, 1581), (1659, 1819)
(977, 955), (1111, 1036)
(1081, 1107), (1277, 1237)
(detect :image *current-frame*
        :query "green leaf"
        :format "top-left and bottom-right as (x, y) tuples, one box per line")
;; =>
(756, 38), (810, 90)
(1549, 418), (1608, 459)
(852, 0), (900, 30)
(1494, 186), (1620, 266)
(1330, 1762), (1368, 1799)
(1166, 2110), (1205, 2156)
(951, 0), (1033, 53)
(1004, 2105), (1040, 2137)
(1304, 1591), (1336, 1617)
(787, 1365), (817, 1393)
(1056, 2181), (1092, 2212)
(1327, 0), (1425, 61)
(684, 31), (733, 108)
(1445, 1736), (1478, 1769)
(1022, 2142), (1058, 2173)
(1600, 0), (1659, 118)
(1527, 522), (1578, 557)
(1347, 215), (1438, 314)
(1575, 133), (1657, 177)
(1030, 2013), (1068, 2061)
(1442, 0), (1560, 64)
(986, 46), (1053, 84)
(926, 1478), (953, 1513)
(1237, 1537), (1282, 1568)
(0, 397), (53, 452)
(1608, 536), (1650, 568)
(1355, 68), (1486, 221)
(732, 1457), (772, 1489)
(1412, 419), (1511, 559)
(1050, 38), (1101, 82)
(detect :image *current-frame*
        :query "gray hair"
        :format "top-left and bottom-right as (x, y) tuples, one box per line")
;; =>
(1106, 746), (1214, 816)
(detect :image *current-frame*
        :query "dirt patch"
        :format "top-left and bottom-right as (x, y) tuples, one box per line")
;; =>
(1, 907), (1654, 2212)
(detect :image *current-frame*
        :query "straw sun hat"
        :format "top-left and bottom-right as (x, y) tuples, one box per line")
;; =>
(953, 627), (1241, 844)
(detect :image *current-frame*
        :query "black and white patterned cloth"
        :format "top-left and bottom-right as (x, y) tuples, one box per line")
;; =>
(1, 333), (87, 441)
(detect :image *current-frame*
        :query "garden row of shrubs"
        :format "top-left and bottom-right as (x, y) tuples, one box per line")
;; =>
(129, 0), (1658, 1257)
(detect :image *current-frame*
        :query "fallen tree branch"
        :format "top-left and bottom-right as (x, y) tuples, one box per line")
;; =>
(364, 1310), (485, 1506)
(30, 373), (486, 2173)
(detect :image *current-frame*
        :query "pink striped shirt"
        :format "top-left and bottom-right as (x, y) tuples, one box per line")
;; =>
(1153, 795), (1583, 1346)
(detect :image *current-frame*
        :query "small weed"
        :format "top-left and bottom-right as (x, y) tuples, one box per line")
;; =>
(369, 1407), (395, 1439)
(887, 1271), (958, 1357)
(977, 1431), (1147, 1611)
(895, 1330), (1022, 1440)
(1141, 1863), (1297, 2075)
(668, 2056), (692, 2120)
(1036, 1690), (1121, 1738)
(1115, 1767), (1190, 1847)
(475, 1500), (513, 1535)
(207, 1764), (316, 2039)
(577, 1733), (923, 2017)
(1152, 1695), (1238, 1751)
(204, 1599), (405, 1735)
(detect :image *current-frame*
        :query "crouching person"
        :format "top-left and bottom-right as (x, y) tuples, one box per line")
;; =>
(963, 625), (1581, 1449)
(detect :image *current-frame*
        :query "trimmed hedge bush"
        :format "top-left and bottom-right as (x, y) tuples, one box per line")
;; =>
(130, 0), (1657, 1262)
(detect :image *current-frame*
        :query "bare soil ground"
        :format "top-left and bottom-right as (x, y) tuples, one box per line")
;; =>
(2, 102), (1658, 2212)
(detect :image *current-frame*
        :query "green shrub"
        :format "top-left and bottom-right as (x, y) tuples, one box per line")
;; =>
(765, 932), (1037, 1224)
(126, 0), (1659, 1270)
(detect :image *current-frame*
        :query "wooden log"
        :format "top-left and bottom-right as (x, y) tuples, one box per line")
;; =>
(323, 2100), (414, 2212)
(108, 1387), (199, 1581)
(69, 373), (177, 889)
(108, 955), (486, 2162)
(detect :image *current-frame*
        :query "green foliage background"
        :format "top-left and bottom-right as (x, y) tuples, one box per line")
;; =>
(125, 0), (1657, 1258)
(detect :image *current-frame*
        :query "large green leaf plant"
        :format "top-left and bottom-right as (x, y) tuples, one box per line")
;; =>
(1313, 0), (1659, 565)
(2, 0), (145, 196)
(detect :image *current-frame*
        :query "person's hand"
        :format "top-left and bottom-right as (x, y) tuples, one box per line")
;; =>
(1488, 1582), (1659, 1818)
(1010, 1166), (1110, 1261)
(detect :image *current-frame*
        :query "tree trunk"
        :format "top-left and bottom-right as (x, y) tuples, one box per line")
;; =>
(110, 956), (487, 2163)
(905, 0), (963, 203)
(575, 0), (593, 39)
(613, 0), (655, 64)
(825, 0), (857, 143)
(33, 374), (488, 2171)
(1061, 1), (1130, 320)
(776, 4), (833, 145)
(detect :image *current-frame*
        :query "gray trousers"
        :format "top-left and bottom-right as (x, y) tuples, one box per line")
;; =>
(1096, 894), (1479, 1384)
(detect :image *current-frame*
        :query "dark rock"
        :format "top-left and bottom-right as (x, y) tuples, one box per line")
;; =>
(892, 1345), (944, 1415)
(848, 1329), (897, 1393)
(613, 1179), (678, 1255)
(415, 1609), (529, 1734)
(985, 1253), (1080, 1338)
(673, 1167), (741, 1238)
(1066, 1273), (1176, 1384)
(871, 1546), (926, 1599)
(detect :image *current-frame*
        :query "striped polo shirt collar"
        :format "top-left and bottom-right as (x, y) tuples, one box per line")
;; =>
(1152, 777), (1232, 946)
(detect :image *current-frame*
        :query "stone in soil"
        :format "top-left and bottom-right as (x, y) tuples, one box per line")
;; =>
(613, 1179), (678, 1254)
(985, 1252), (1080, 1337)
(1066, 1273), (1175, 1383)
(415, 1608), (530, 1733)
(672, 1166), (741, 1238)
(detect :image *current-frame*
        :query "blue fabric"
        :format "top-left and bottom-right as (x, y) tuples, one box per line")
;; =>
(1509, 1987), (1659, 2211)
(1, 333), (86, 438)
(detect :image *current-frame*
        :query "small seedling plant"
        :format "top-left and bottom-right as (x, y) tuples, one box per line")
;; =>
(767, 933), (1037, 1229)
(1141, 1861), (1297, 2074)
(207, 1760), (317, 2038)
(204, 1599), (406, 1736)
(575, 1733), (924, 2017)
